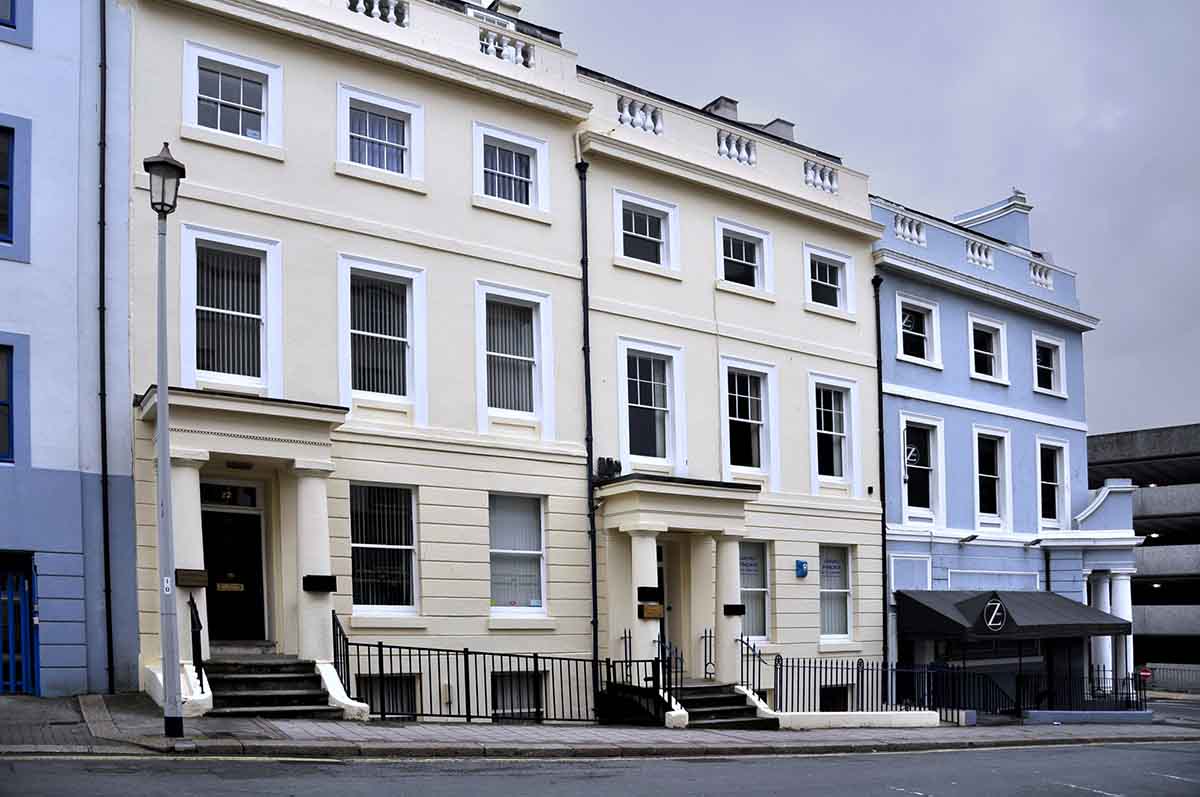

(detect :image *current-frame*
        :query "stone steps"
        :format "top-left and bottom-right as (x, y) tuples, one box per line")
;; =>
(204, 654), (342, 720)
(676, 683), (779, 730)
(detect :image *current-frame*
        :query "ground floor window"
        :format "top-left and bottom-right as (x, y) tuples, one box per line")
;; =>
(491, 670), (543, 722)
(355, 673), (418, 718)
(489, 495), (544, 613)
(739, 541), (769, 638)
(819, 545), (851, 637)
(350, 484), (416, 610)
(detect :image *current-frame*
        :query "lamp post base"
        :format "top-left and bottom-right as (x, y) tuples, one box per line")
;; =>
(164, 716), (184, 738)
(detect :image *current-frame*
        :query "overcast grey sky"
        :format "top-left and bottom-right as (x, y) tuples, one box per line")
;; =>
(522, 0), (1199, 434)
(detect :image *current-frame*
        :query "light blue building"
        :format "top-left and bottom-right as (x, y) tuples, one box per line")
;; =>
(872, 190), (1141, 696)
(0, 1), (139, 696)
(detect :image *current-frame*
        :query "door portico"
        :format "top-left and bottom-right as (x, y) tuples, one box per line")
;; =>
(596, 475), (760, 682)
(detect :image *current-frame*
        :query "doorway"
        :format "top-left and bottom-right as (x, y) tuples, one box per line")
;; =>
(201, 483), (267, 642)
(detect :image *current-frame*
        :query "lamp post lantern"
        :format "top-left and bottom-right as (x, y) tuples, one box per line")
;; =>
(144, 142), (186, 738)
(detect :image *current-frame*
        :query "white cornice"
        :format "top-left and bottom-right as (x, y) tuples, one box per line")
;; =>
(870, 197), (1076, 278)
(874, 248), (1098, 330)
(163, 0), (593, 120)
(882, 382), (1087, 432)
(886, 524), (1140, 549)
(580, 131), (884, 239)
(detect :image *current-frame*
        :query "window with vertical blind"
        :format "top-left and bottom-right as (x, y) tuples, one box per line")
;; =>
(483, 140), (533, 205)
(351, 273), (408, 397)
(195, 246), (263, 379)
(350, 484), (416, 610)
(489, 495), (544, 613)
(739, 541), (769, 639)
(485, 299), (536, 413)
(819, 546), (851, 638)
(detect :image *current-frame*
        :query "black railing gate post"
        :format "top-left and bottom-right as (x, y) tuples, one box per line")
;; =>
(463, 648), (472, 723)
(377, 641), (387, 721)
(533, 652), (544, 723)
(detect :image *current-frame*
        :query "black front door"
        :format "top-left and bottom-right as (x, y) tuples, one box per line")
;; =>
(202, 510), (266, 641)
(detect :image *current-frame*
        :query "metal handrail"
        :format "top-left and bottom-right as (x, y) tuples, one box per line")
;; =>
(187, 593), (205, 694)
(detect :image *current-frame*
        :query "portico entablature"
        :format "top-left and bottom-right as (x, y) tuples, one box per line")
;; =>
(596, 474), (759, 535)
(136, 385), (348, 464)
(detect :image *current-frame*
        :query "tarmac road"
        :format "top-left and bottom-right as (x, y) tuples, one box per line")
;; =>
(3, 741), (1200, 796)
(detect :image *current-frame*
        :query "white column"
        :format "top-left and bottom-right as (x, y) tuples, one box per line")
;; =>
(294, 460), (336, 662)
(1090, 572), (1113, 676)
(1111, 573), (1134, 680)
(714, 530), (744, 684)
(626, 525), (662, 660)
(688, 535), (715, 678)
(170, 449), (209, 664)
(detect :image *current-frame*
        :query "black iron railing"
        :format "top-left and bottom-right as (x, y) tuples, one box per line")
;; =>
(1017, 667), (1146, 712)
(331, 612), (675, 724)
(701, 628), (715, 680)
(738, 635), (771, 695)
(187, 593), (205, 694)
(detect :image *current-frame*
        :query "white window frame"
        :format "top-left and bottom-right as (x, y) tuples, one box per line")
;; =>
(948, 569), (1039, 591)
(818, 544), (853, 642)
(967, 313), (1009, 385)
(739, 540), (771, 641)
(719, 356), (780, 491)
(474, 281), (555, 440)
(1036, 436), (1071, 531)
(972, 424), (1013, 531)
(350, 482), (420, 618)
(808, 372), (861, 496)
(180, 224), (283, 397)
(488, 493), (548, 618)
(1031, 331), (1068, 398)
(336, 83), (425, 182)
(899, 410), (946, 527)
(617, 337), (687, 476)
(472, 122), (550, 213)
(338, 254), (428, 424)
(714, 217), (774, 292)
(182, 41), (284, 148)
(803, 242), (856, 316)
(895, 292), (942, 369)
(613, 188), (681, 273)
(889, 554), (932, 605)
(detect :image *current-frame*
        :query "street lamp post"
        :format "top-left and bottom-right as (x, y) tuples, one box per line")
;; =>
(144, 143), (186, 738)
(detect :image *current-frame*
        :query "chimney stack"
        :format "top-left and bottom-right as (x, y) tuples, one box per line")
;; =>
(702, 96), (739, 122)
(488, 1), (522, 17)
(761, 118), (795, 141)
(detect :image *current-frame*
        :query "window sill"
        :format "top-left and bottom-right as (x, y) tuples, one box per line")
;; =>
(1033, 386), (1068, 400)
(471, 193), (551, 225)
(715, 279), (775, 303)
(804, 301), (856, 323)
(350, 613), (428, 630)
(488, 616), (557, 631)
(181, 123), (285, 162)
(613, 255), (682, 281)
(628, 457), (675, 476)
(196, 377), (267, 397)
(335, 160), (428, 194)
(729, 467), (768, 486)
(896, 353), (943, 371)
(969, 373), (1010, 387)
(817, 640), (862, 654)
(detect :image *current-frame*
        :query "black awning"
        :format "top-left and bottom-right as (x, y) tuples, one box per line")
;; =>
(896, 590), (1132, 641)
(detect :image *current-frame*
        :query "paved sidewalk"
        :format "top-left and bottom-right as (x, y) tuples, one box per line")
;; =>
(0, 695), (141, 755)
(4, 693), (1200, 760)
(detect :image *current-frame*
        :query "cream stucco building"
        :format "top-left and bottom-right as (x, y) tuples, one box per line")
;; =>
(126, 0), (885, 720)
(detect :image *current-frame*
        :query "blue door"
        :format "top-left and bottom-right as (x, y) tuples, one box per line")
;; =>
(0, 554), (38, 695)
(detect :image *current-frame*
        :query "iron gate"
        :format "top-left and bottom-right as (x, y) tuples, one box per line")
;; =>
(0, 557), (39, 695)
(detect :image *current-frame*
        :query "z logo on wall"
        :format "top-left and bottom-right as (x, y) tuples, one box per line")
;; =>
(984, 598), (1007, 632)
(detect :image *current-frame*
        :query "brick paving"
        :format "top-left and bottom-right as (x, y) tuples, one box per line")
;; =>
(0, 695), (120, 748)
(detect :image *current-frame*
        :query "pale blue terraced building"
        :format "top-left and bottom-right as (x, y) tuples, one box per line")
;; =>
(871, 190), (1141, 695)
(0, 0), (139, 696)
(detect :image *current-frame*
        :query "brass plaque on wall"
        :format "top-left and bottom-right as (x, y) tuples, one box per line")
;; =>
(637, 603), (664, 620)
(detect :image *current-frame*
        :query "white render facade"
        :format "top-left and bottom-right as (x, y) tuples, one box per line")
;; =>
(127, 0), (885, 717)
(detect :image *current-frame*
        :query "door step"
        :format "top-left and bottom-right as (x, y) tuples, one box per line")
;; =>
(675, 683), (779, 731)
(206, 704), (345, 720)
(210, 641), (279, 657)
(204, 654), (342, 720)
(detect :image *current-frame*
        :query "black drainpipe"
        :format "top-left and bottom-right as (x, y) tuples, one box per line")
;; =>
(97, 0), (116, 695)
(1043, 548), (1051, 592)
(575, 159), (599, 702)
(871, 275), (889, 673)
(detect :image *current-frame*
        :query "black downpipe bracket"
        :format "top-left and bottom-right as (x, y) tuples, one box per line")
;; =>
(871, 275), (889, 674)
(576, 160), (600, 702)
(98, 0), (116, 694)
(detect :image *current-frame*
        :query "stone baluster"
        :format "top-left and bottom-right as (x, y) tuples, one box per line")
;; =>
(652, 108), (663, 134)
(349, 0), (363, 12)
(718, 132), (730, 158)
(748, 141), (757, 165)
(370, 0), (381, 19)
(482, 30), (497, 57)
(383, 1), (395, 24)
(618, 97), (631, 126)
